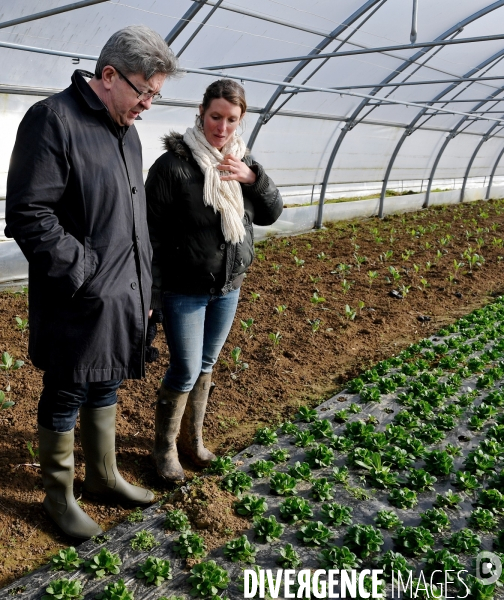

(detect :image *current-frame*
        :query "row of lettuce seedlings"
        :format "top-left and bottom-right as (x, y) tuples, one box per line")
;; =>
(37, 297), (504, 600)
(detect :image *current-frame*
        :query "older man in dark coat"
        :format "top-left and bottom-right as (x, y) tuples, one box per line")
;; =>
(6, 25), (177, 539)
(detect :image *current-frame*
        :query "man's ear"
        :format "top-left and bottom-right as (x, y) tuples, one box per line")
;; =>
(101, 66), (116, 90)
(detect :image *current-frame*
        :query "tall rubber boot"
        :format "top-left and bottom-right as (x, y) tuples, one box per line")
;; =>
(178, 372), (216, 467)
(152, 382), (189, 481)
(80, 404), (154, 504)
(38, 424), (103, 539)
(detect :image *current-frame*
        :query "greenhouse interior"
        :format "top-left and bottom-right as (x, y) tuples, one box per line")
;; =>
(3, 1), (504, 598)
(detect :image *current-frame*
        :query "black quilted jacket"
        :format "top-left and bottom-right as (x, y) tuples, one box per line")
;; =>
(145, 132), (283, 307)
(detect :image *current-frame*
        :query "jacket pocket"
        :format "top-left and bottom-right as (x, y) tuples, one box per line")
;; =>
(82, 236), (98, 288)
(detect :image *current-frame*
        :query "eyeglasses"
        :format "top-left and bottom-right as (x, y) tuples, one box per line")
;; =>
(114, 67), (162, 102)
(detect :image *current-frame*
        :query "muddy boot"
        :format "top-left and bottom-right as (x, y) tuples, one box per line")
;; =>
(38, 424), (103, 539)
(152, 383), (189, 481)
(178, 372), (216, 467)
(80, 404), (154, 504)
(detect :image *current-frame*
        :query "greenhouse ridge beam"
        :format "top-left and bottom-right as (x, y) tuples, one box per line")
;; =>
(315, 0), (504, 228)
(0, 0), (108, 30)
(201, 33), (504, 71)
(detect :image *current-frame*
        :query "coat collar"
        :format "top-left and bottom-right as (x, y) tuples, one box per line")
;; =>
(71, 69), (129, 137)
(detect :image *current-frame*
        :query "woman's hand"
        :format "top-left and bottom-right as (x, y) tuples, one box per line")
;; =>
(218, 154), (256, 184)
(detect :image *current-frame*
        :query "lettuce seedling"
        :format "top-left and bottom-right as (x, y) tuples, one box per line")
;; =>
(332, 465), (350, 483)
(423, 549), (464, 577)
(294, 430), (315, 448)
(419, 508), (451, 533)
(464, 449), (496, 476)
(347, 378), (365, 393)
(435, 489), (462, 509)
(317, 545), (361, 570)
(462, 575), (496, 600)
(393, 526), (434, 556)
(253, 515), (285, 543)
(468, 507), (499, 532)
(477, 488), (504, 513)
(404, 469), (437, 492)
(382, 446), (414, 470)
(423, 451), (454, 476)
(329, 434), (354, 452)
(343, 524), (384, 558)
(321, 502), (353, 527)
(309, 418), (333, 439)
(220, 471), (253, 496)
(416, 423), (445, 444)
(374, 509), (402, 530)
(85, 548), (121, 579)
(136, 556), (172, 587)
(311, 477), (334, 501)
(378, 550), (413, 582)
(269, 472), (297, 496)
(223, 535), (257, 563)
(295, 406), (318, 422)
(130, 530), (160, 552)
(270, 448), (290, 463)
(173, 532), (207, 559)
(41, 579), (84, 600)
(249, 459), (276, 478)
(188, 561), (230, 598)
(288, 461), (313, 481)
(388, 488), (418, 509)
(279, 497), (313, 524)
(279, 421), (300, 435)
(164, 508), (191, 532)
(49, 547), (83, 572)
(206, 456), (235, 475)
(445, 528), (481, 554)
(454, 470), (480, 491)
(277, 543), (302, 569)
(95, 579), (133, 600)
(360, 386), (381, 403)
(253, 427), (278, 446)
(234, 495), (268, 518)
(296, 521), (332, 547)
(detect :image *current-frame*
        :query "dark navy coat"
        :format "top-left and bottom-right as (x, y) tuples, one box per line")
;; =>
(6, 70), (152, 382)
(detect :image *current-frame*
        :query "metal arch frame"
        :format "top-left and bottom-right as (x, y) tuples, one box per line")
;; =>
(315, 0), (504, 228)
(0, 0), (108, 30)
(246, 0), (384, 151)
(425, 102), (504, 207)
(459, 121), (504, 203)
(164, 0), (210, 45)
(486, 144), (504, 198)
(176, 0), (225, 58)
(379, 49), (504, 217)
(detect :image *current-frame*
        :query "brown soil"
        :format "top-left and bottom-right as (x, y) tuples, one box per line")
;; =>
(1, 198), (504, 588)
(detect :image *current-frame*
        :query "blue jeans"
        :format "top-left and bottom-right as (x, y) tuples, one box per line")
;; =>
(38, 373), (122, 432)
(162, 289), (240, 392)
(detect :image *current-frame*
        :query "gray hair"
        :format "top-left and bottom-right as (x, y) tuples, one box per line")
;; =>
(95, 25), (178, 80)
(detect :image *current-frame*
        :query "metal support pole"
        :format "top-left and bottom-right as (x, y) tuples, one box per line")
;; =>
(460, 132), (494, 202)
(411, 0), (419, 44)
(0, 0), (108, 30)
(425, 135), (452, 208)
(177, 0), (225, 57)
(487, 145), (504, 198)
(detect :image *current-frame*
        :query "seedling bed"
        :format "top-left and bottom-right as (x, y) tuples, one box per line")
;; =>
(5, 298), (504, 598)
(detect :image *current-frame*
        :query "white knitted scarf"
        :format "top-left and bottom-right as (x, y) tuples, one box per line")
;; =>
(183, 124), (247, 244)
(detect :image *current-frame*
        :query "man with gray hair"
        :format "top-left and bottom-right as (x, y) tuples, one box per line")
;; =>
(6, 25), (177, 539)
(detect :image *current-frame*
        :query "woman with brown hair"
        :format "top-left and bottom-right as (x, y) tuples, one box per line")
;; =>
(146, 79), (283, 482)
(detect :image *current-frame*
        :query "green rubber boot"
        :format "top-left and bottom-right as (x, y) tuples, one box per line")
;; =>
(80, 404), (154, 504)
(152, 382), (189, 482)
(178, 372), (216, 467)
(38, 425), (103, 539)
